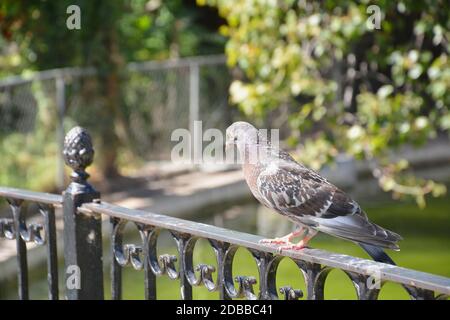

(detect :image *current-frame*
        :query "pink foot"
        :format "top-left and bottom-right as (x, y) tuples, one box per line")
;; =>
(259, 238), (289, 245)
(277, 241), (308, 253)
(258, 229), (306, 247)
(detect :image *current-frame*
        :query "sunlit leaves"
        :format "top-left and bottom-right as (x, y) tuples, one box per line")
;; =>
(376, 160), (447, 209)
(202, 0), (449, 206)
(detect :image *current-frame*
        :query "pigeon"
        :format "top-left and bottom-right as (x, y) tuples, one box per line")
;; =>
(225, 121), (402, 265)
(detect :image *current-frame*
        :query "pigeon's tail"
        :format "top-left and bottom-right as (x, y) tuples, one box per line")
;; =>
(359, 243), (396, 265)
(309, 212), (402, 251)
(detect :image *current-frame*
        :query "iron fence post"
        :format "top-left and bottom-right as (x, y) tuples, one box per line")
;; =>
(62, 126), (104, 300)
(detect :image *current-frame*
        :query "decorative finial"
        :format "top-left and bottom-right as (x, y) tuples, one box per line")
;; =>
(63, 126), (94, 184)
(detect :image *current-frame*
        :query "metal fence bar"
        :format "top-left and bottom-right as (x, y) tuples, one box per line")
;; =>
(39, 204), (59, 300)
(55, 76), (66, 190)
(127, 54), (226, 72)
(189, 61), (200, 164)
(0, 67), (97, 88)
(8, 199), (29, 299)
(110, 217), (123, 300)
(0, 55), (226, 88)
(0, 187), (62, 205)
(173, 232), (193, 300)
(141, 226), (156, 300)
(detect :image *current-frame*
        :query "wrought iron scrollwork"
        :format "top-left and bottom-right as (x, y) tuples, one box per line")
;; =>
(0, 218), (15, 239)
(234, 276), (258, 300)
(279, 286), (303, 300)
(209, 239), (231, 299)
(157, 254), (180, 279)
(249, 250), (285, 300)
(146, 228), (180, 279)
(435, 293), (449, 300)
(111, 218), (145, 270)
(248, 250), (306, 300)
(183, 237), (218, 292)
(171, 231), (195, 299)
(19, 223), (44, 245)
(404, 286), (435, 300)
(0, 198), (59, 299)
(295, 260), (330, 300)
(6, 199), (45, 245)
(345, 271), (381, 300)
(119, 244), (144, 269)
(193, 264), (217, 290)
(222, 245), (259, 299)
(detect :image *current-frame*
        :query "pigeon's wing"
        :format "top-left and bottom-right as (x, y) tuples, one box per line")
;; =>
(256, 161), (355, 218)
(256, 161), (402, 249)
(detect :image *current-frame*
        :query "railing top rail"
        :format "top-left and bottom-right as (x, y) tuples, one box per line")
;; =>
(81, 201), (450, 296)
(0, 54), (226, 87)
(0, 67), (97, 87)
(127, 54), (226, 72)
(0, 187), (62, 205)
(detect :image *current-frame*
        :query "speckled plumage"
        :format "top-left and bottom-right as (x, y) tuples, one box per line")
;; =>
(226, 122), (402, 254)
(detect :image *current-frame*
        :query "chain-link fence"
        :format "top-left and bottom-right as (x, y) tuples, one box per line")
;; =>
(0, 55), (234, 190)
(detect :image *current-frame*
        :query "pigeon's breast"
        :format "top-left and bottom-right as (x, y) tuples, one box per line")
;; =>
(243, 162), (260, 191)
(243, 162), (272, 207)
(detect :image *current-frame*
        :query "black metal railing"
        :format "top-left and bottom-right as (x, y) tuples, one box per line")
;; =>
(1, 126), (450, 300)
(0, 189), (61, 299)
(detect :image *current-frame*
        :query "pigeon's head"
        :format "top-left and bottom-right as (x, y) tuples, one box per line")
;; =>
(225, 121), (260, 151)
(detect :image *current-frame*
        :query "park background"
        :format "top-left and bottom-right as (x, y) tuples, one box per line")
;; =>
(0, 0), (449, 299)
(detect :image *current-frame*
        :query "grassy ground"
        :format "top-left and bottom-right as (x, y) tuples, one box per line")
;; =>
(3, 194), (449, 300)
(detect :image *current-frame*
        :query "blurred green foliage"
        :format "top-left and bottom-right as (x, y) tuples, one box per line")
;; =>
(200, 0), (449, 206)
(0, 0), (225, 73)
(0, 79), (60, 189)
(0, 0), (225, 186)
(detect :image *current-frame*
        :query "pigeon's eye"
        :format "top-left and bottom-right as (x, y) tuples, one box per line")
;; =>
(234, 137), (238, 142)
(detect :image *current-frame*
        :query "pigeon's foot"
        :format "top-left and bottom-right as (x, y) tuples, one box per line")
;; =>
(258, 228), (306, 246)
(259, 237), (290, 245)
(276, 229), (317, 254)
(277, 240), (308, 253)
